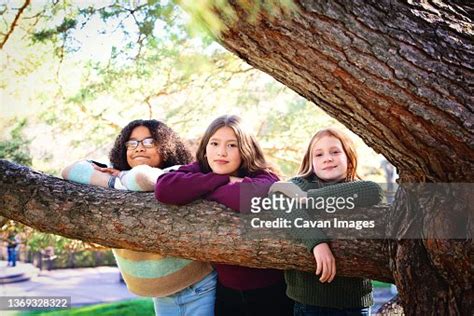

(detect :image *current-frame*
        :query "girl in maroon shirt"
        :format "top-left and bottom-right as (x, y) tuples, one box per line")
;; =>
(156, 115), (292, 316)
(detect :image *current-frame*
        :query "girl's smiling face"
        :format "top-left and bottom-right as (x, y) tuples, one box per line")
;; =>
(126, 126), (162, 168)
(206, 127), (242, 175)
(311, 135), (348, 182)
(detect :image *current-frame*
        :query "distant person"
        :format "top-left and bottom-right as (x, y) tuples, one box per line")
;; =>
(41, 246), (56, 271)
(62, 119), (216, 316)
(7, 232), (20, 267)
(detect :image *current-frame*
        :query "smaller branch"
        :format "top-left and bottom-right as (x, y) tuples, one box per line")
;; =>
(134, 33), (145, 60)
(0, 0), (31, 50)
(144, 95), (154, 119)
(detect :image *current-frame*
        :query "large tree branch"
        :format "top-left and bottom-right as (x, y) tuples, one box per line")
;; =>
(200, 0), (473, 182)
(0, 159), (393, 283)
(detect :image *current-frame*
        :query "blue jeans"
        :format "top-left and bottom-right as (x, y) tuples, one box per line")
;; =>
(7, 247), (17, 267)
(153, 270), (217, 316)
(294, 302), (370, 316)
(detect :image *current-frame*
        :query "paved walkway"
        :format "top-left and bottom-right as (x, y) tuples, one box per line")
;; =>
(0, 261), (39, 284)
(0, 261), (138, 307)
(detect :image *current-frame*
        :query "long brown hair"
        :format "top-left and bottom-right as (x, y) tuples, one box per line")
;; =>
(195, 115), (272, 176)
(297, 128), (359, 181)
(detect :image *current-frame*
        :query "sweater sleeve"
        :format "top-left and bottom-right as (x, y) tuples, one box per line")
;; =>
(291, 178), (383, 252)
(270, 178), (328, 252)
(61, 160), (110, 188)
(119, 165), (165, 192)
(155, 162), (230, 205)
(207, 171), (279, 212)
(306, 180), (384, 207)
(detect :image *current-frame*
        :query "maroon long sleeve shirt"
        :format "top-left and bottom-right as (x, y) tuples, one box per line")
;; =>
(155, 162), (284, 290)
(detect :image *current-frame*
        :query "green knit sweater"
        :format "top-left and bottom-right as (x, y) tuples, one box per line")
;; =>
(284, 175), (383, 308)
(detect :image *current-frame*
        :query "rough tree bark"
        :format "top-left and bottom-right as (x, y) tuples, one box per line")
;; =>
(0, 159), (392, 283)
(196, 0), (473, 314)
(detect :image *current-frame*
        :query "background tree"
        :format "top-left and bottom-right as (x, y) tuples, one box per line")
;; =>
(0, 119), (32, 166)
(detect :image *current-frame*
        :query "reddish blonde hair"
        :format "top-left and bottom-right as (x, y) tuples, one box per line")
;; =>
(297, 128), (359, 181)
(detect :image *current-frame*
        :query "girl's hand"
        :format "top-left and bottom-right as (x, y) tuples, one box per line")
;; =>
(229, 176), (244, 183)
(269, 181), (308, 200)
(313, 243), (336, 283)
(91, 164), (121, 176)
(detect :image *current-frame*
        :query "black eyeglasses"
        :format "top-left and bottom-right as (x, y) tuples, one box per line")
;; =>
(125, 137), (156, 150)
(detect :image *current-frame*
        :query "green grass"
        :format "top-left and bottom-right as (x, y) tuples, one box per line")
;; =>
(17, 298), (154, 316)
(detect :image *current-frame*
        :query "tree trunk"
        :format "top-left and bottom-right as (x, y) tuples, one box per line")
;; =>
(184, 0), (473, 314)
(0, 159), (392, 282)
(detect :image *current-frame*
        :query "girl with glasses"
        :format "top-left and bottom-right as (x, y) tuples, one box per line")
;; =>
(155, 115), (293, 316)
(62, 119), (217, 316)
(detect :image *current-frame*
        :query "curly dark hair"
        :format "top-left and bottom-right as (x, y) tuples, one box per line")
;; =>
(109, 119), (192, 171)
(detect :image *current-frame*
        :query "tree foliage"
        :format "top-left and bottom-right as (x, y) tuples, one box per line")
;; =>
(0, 119), (32, 166)
(1, 0), (380, 179)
